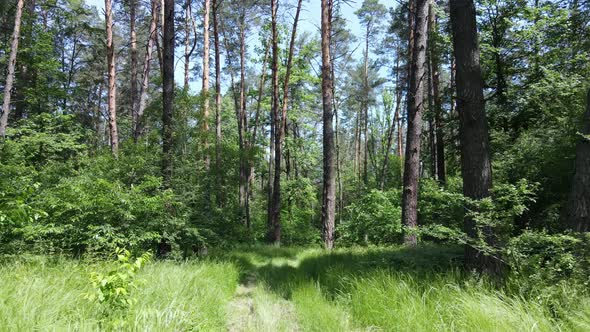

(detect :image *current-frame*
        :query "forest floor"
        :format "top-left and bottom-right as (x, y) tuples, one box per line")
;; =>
(1, 246), (589, 331)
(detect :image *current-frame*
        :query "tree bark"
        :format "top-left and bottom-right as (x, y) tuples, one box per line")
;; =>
(401, 0), (429, 246)
(213, 0), (222, 196)
(321, 0), (336, 249)
(135, 0), (159, 141)
(0, 0), (24, 138)
(267, 0), (281, 244)
(202, 0), (211, 168)
(450, 0), (499, 275)
(130, 0), (139, 136)
(184, 0), (191, 89)
(162, 0), (175, 186)
(429, 1), (446, 185)
(362, 25), (370, 185)
(564, 88), (590, 232)
(238, 10), (249, 227)
(105, 0), (119, 156)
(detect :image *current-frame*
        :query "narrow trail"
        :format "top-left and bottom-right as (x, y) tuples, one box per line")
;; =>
(226, 260), (301, 332)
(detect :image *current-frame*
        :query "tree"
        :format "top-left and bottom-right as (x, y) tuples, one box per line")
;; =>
(0, 0), (24, 138)
(427, 0), (445, 184)
(162, 0), (175, 186)
(267, 0), (280, 243)
(321, 0), (336, 249)
(202, 0), (211, 168)
(268, 0), (304, 246)
(129, 0), (139, 136)
(212, 0), (222, 191)
(355, 0), (387, 184)
(401, 0), (429, 246)
(564, 88), (590, 232)
(105, 0), (119, 156)
(450, 0), (499, 274)
(135, 0), (159, 141)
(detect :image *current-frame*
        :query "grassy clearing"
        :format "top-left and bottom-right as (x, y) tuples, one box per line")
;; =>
(1, 246), (589, 331)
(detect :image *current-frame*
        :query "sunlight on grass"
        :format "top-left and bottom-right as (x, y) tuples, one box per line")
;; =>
(1, 246), (588, 331)
(0, 257), (238, 331)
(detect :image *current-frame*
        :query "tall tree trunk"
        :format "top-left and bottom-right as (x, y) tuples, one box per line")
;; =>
(105, 0), (119, 156)
(362, 25), (370, 185)
(354, 113), (361, 179)
(184, 0), (191, 89)
(381, 62), (403, 190)
(429, 1), (445, 185)
(162, 0), (175, 186)
(450, 0), (498, 275)
(401, 0), (429, 246)
(564, 88), (590, 232)
(248, 39), (271, 214)
(202, 0), (211, 168)
(213, 0), (222, 197)
(269, 0), (303, 246)
(130, 0), (139, 135)
(0, 0), (24, 138)
(267, 0), (281, 243)
(238, 12), (250, 227)
(321, 0), (336, 249)
(135, 0), (159, 142)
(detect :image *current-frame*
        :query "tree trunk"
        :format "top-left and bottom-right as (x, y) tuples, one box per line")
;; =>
(269, 0), (303, 246)
(267, 0), (281, 244)
(401, 0), (429, 246)
(105, 0), (119, 156)
(135, 0), (159, 142)
(362, 26), (370, 185)
(429, 1), (446, 185)
(564, 88), (590, 232)
(213, 0), (222, 197)
(248, 39), (270, 214)
(162, 0), (175, 186)
(184, 0), (191, 89)
(238, 11), (250, 227)
(130, 0), (139, 136)
(381, 70), (403, 189)
(321, 0), (336, 250)
(450, 0), (499, 275)
(202, 0), (211, 168)
(0, 0), (24, 138)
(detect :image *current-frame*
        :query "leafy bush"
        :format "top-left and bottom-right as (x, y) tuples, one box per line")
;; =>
(418, 177), (464, 228)
(337, 189), (402, 246)
(85, 248), (152, 312)
(506, 231), (590, 316)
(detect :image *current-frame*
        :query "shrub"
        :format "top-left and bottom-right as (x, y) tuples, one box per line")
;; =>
(85, 248), (152, 313)
(337, 189), (402, 246)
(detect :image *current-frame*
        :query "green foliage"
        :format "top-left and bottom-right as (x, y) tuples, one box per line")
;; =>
(418, 177), (464, 228)
(338, 189), (402, 246)
(506, 231), (590, 315)
(85, 249), (152, 313)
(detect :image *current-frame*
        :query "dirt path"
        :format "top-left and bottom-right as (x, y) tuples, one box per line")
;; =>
(226, 265), (300, 332)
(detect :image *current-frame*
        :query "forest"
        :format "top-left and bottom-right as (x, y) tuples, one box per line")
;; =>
(0, 0), (589, 330)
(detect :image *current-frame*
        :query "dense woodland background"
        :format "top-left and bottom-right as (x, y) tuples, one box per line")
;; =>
(0, 0), (589, 279)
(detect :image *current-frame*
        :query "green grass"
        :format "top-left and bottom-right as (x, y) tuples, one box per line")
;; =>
(1, 246), (589, 331)
(0, 256), (238, 331)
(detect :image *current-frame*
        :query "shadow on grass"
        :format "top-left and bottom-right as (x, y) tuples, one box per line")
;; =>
(214, 244), (464, 299)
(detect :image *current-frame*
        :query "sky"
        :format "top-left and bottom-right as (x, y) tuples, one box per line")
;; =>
(84, 0), (394, 92)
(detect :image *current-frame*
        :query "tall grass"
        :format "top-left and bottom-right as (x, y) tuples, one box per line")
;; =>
(222, 245), (590, 332)
(0, 256), (238, 331)
(2, 246), (588, 331)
